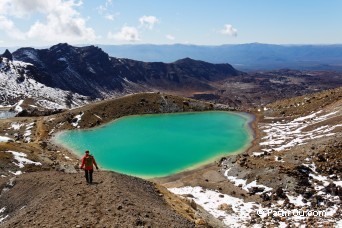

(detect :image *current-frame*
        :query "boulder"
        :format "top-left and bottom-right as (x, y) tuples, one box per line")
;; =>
(217, 203), (234, 213)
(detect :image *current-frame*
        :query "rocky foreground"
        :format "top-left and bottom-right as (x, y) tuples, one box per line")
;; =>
(163, 87), (342, 227)
(0, 171), (196, 227)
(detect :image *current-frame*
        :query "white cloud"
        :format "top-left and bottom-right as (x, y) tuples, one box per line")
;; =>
(0, 16), (14, 30)
(139, 15), (159, 30)
(105, 12), (120, 21)
(97, 0), (113, 14)
(220, 24), (238, 37)
(0, 0), (81, 18)
(105, 15), (114, 21)
(166, 34), (175, 40)
(97, 0), (119, 22)
(0, 15), (25, 40)
(0, 0), (96, 43)
(108, 26), (140, 42)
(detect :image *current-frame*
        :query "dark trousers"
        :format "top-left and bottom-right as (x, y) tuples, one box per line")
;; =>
(84, 169), (93, 183)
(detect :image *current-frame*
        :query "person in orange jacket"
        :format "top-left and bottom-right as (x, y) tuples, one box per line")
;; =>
(80, 150), (99, 184)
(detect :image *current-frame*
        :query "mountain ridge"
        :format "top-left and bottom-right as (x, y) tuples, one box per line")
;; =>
(97, 43), (342, 71)
(1, 43), (342, 113)
(3, 43), (342, 71)
(11, 43), (242, 98)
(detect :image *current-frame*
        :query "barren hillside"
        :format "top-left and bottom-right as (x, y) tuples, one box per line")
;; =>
(161, 87), (342, 227)
(0, 171), (196, 227)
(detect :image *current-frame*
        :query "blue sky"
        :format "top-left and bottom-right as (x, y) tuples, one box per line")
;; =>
(0, 0), (341, 47)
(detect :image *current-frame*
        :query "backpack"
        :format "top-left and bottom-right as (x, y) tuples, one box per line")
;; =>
(85, 156), (93, 167)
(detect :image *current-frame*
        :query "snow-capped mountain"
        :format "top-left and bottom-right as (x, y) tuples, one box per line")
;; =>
(0, 43), (243, 110)
(0, 53), (90, 110)
(1, 43), (342, 112)
(11, 43), (242, 98)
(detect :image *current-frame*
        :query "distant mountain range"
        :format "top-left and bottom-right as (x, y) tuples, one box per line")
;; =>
(0, 43), (241, 109)
(97, 43), (342, 72)
(1, 43), (341, 112)
(2, 43), (342, 72)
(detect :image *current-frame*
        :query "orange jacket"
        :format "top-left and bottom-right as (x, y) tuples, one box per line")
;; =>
(80, 155), (98, 170)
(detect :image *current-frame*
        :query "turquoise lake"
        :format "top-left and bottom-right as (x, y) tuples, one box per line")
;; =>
(55, 111), (253, 178)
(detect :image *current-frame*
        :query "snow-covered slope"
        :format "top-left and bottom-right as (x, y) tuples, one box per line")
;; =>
(0, 57), (89, 110)
(11, 43), (242, 99)
(169, 88), (342, 227)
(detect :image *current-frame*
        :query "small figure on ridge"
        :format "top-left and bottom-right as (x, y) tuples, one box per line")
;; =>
(80, 150), (99, 184)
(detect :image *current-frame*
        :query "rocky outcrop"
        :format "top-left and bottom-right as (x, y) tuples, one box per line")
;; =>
(0, 49), (13, 61)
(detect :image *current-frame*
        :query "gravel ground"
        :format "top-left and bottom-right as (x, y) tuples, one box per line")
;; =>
(0, 171), (195, 227)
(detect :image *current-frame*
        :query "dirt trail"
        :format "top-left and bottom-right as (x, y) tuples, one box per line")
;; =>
(0, 171), (195, 228)
(34, 118), (47, 143)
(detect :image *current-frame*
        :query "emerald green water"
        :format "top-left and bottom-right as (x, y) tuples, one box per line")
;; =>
(55, 111), (252, 178)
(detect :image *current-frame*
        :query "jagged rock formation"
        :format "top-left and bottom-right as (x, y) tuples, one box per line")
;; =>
(0, 55), (89, 109)
(12, 43), (242, 98)
(0, 50), (13, 61)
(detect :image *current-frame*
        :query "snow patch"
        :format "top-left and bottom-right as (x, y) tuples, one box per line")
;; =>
(252, 152), (265, 157)
(260, 110), (341, 152)
(58, 57), (67, 62)
(48, 128), (55, 136)
(224, 170), (273, 194)
(0, 136), (12, 142)
(286, 194), (309, 207)
(94, 114), (102, 120)
(0, 207), (8, 223)
(274, 156), (284, 162)
(23, 122), (34, 142)
(9, 122), (22, 130)
(334, 181), (342, 187)
(309, 173), (330, 186)
(6, 150), (42, 168)
(169, 186), (262, 227)
(242, 180), (273, 193)
(9, 170), (23, 175)
(14, 100), (24, 112)
(0, 58), (89, 109)
(336, 220), (342, 227)
(170, 185), (340, 227)
(123, 77), (132, 83)
(72, 112), (84, 127)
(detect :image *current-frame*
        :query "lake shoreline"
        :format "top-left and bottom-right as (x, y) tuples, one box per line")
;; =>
(53, 111), (254, 178)
(151, 111), (260, 188)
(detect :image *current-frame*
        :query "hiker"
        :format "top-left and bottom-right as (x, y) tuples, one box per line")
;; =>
(80, 150), (99, 184)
